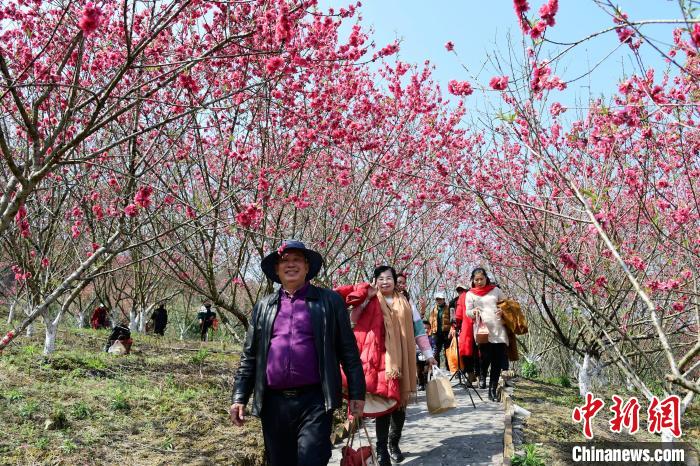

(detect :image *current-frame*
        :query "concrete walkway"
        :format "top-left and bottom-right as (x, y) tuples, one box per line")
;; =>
(330, 381), (504, 465)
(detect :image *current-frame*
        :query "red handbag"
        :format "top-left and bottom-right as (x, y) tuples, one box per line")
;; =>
(341, 420), (376, 466)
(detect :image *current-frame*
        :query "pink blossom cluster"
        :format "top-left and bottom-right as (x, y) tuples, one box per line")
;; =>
(124, 204), (139, 217)
(489, 75), (509, 91)
(11, 265), (31, 281)
(692, 24), (700, 48)
(14, 204), (30, 238)
(275, 4), (292, 43)
(266, 56), (285, 74)
(374, 41), (399, 59)
(447, 80), (473, 96)
(531, 62), (566, 94)
(235, 203), (262, 228)
(78, 2), (102, 36)
(178, 74), (201, 93)
(134, 186), (154, 209)
(513, 0), (558, 39)
(613, 12), (640, 50)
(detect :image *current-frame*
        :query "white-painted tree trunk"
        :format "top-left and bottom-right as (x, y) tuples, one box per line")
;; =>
(576, 353), (598, 397)
(43, 307), (65, 355)
(26, 322), (34, 337)
(129, 309), (138, 332)
(43, 320), (58, 355)
(77, 309), (87, 328)
(7, 301), (16, 324)
(137, 304), (156, 333)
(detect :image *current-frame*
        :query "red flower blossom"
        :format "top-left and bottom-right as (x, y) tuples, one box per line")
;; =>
(78, 2), (102, 36)
(489, 75), (509, 90)
(691, 24), (700, 47)
(266, 56), (285, 74)
(539, 0), (558, 27)
(124, 204), (139, 217)
(445, 41), (454, 52)
(447, 80), (473, 96)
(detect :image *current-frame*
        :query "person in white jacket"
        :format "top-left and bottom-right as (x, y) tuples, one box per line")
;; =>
(465, 267), (509, 401)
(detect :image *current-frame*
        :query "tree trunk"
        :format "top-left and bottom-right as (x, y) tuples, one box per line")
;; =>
(576, 353), (599, 397)
(43, 319), (58, 355)
(129, 309), (138, 332)
(7, 301), (16, 324)
(77, 309), (87, 328)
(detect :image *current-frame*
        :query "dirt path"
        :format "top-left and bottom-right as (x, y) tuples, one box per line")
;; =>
(330, 382), (505, 465)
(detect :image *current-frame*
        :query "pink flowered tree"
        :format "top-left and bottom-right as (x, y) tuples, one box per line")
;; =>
(446, 0), (700, 440)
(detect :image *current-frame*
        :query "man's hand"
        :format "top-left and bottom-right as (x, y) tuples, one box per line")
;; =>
(230, 403), (246, 426)
(348, 399), (365, 418)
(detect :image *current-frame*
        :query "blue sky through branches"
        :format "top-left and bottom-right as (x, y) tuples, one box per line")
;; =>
(319, 1), (682, 106)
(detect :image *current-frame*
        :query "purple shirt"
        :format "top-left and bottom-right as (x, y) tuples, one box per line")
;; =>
(266, 283), (321, 389)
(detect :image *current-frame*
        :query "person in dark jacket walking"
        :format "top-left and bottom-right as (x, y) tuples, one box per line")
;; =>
(198, 302), (216, 341)
(230, 240), (366, 466)
(151, 303), (168, 336)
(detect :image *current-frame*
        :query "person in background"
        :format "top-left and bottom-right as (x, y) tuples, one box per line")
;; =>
(230, 240), (365, 466)
(151, 303), (168, 336)
(465, 267), (509, 401)
(90, 305), (110, 329)
(105, 320), (132, 354)
(451, 284), (478, 384)
(198, 301), (216, 341)
(396, 272), (428, 391)
(428, 292), (452, 368)
(396, 272), (410, 300)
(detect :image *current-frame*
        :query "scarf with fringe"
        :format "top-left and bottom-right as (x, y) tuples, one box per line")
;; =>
(377, 292), (417, 406)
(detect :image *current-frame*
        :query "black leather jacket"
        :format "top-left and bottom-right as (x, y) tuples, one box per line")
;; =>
(232, 284), (365, 416)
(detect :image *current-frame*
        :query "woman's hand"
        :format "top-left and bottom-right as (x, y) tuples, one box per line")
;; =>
(426, 357), (438, 369)
(448, 327), (456, 339)
(367, 283), (378, 299)
(472, 308), (480, 318)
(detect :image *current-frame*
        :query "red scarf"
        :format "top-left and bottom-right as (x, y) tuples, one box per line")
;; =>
(469, 284), (495, 296)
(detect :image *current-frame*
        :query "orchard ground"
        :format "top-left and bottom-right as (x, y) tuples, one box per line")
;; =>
(0, 326), (264, 466)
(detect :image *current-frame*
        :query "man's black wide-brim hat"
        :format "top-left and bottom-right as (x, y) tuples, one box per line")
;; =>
(260, 239), (324, 284)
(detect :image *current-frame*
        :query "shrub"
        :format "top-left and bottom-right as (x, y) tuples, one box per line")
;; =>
(111, 392), (130, 411)
(521, 360), (540, 379)
(512, 444), (546, 466)
(71, 402), (92, 420)
(18, 401), (39, 419)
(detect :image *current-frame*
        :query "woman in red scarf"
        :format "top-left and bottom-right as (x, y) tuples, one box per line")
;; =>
(465, 267), (509, 401)
(451, 284), (478, 382)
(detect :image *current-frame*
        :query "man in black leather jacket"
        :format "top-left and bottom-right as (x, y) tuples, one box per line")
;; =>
(230, 240), (365, 466)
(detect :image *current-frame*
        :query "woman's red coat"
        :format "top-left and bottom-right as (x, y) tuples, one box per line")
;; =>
(335, 283), (401, 411)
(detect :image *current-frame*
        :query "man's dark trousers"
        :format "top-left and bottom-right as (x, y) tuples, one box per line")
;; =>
(261, 385), (332, 466)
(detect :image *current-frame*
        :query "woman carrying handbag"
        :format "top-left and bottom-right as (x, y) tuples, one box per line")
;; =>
(465, 267), (510, 401)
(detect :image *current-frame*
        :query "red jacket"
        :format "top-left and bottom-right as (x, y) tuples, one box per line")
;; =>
(335, 283), (400, 416)
(91, 307), (109, 330)
(454, 292), (474, 357)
